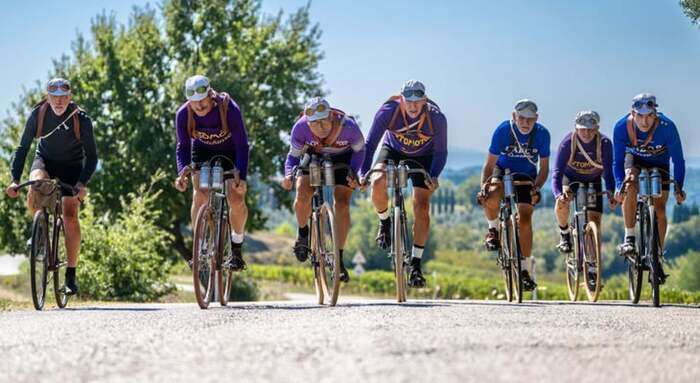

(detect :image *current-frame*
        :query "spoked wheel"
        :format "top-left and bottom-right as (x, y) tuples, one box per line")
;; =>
(509, 216), (523, 303)
(628, 205), (645, 304)
(566, 227), (581, 302)
(192, 204), (216, 309)
(30, 211), (49, 311)
(218, 219), (233, 307)
(53, 219), (69, 308)
(311, 214), (325, 305)
(498, 221), (513, 302)
(582, 221), (602, 302)
(393, 206), (408, 303)
(648, 209), (662, 307)
(318, 204), (341, 306)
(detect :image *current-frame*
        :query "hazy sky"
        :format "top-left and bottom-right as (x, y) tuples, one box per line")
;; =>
(2, 0), (699, 155)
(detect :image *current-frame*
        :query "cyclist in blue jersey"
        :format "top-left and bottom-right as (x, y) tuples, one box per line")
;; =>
(477, 99), (551, 291)
(613, 94), (685, 282)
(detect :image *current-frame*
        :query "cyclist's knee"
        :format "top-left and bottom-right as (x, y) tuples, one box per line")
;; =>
(29, 169), (49, 181)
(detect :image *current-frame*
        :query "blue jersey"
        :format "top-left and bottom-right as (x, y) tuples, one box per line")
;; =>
(612, 113), (685, 189)
(488, 120), (551, 178)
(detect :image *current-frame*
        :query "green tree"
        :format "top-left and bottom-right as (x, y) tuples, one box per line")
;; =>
(681, 0), (700, 24)
(675, 251), (700, 291)
(0, 1), (324, 260)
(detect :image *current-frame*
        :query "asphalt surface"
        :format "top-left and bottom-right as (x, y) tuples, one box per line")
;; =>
(1, 299), (698, 383)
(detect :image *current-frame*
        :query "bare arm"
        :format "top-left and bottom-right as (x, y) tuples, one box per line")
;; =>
(535, 157), (549, 189)
(481, 154), (499, 185)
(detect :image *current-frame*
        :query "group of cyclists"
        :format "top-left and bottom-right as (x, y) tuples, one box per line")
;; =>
(3, 74), (686, 300)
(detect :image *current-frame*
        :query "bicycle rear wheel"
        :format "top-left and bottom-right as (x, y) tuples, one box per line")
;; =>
(218, 218), (233, 306)
(394, 206), (407, 303)
(498, 221), (513, 302)
(509, 216), (523, 303)
(628, 205), (645, 304)
(566, 225), (581, 302)
(648, 209), (662, 307)
(53, 219), (69, 308)
(30, 210), (49, 311)
(318, 204), (341, 306)
(583, 221), (602, 302)
(192, 204), (216, 309)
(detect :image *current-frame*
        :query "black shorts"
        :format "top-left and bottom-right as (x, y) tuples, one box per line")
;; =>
(624, 157), (671, 191)
(30, 156), (81, 196)
(563, 177), (603, 213)
(300, 151), (353, 188)
(375, 146), (433, 189)
(192, 147), (237, 180)
(492, 167), (535, 205)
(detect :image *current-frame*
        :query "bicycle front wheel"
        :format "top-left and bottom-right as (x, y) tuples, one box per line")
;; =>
(53, 219), (69, 308)
(394, 206), (407, 303)
(648, 209), (662, 307)
(509, 215), (523, 303)
(192, 204), (216, 309)
(30, 210), (49, 311)
(218, 218), (233, 306)
(583, 221), (602, 302)
(566, 225), (580, 302)
(498, 221), (513, 302)
(628, 205), (645, 304)
(318, 204), (341, 306)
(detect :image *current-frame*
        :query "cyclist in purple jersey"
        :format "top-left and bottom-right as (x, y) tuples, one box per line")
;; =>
(551, 111), (617, 287)
(360, 80), (448, 288)
(281, 97), (365, 283)
(174, 75), (250, 270)
(477, 99), (551, 291)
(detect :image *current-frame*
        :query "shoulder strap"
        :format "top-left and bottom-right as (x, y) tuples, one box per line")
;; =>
(71, 103), (81, 140)
(509, 121), (538, 167)
(385, 96), (402, 130)
(217, 92), (230, 135)
(36, 102), (49, 138)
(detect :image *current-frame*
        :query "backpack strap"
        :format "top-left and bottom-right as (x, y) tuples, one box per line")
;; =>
(186, 92), (230, 139)
(36, 101), (81, 140)
(626, 114), (658, 148)
(385, 95), (435, 135)
(508, 121), (538, 167)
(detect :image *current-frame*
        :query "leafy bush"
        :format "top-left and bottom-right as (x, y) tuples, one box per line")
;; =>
(77, 175), (175, 301)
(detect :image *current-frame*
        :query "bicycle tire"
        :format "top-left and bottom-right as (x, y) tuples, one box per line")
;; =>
(649, 208), (661, 307)
(53, 218), (69, 308)
(499, 220), (513, 302)
(318, 203), (341, 306)
(583, 221), (602, 302)
(311, 213), (325, 305)
(510, 215), (523, 303)
(628, 204), (645, 304)
(192, 204), (216, 309)
(30, 210), (49, 311)
(394, 206), (407, 303)
(566, 224), (580, 302)
(218, 218), (233, 306)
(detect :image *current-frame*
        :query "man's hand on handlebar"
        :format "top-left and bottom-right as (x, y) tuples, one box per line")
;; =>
(675, 189), (686, 205)
(281, 175), (294, 191)
(174, 173), (189, 192)
(5, 182), (20, 198)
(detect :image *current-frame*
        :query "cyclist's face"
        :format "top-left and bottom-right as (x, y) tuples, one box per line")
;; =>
(47, 94), (71, 116)
(190, 96), (214, 117)
(403, 98), (427, 119)
(576, 128), (597, 143)
(512, 112), (538, 132)
(632, 111), (656, 131)
(309, 118), (332, 138)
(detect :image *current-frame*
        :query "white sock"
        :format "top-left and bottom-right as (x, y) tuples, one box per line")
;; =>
(231, 231), (245, 244)
(487, 219), (499, 229)
(588, 266), (597, 273)
(377, 209), (390, 221)
(520, 258), (529, 271)
(412, 245), (424, 259)
(624, 228), (635, 238)
(560, 226), (570, 234)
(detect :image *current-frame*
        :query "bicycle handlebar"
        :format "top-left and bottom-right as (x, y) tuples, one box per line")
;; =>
(359, 160), (434, 190)
(13, 179), (79, 197)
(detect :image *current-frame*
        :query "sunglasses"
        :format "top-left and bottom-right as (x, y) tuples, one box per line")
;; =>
(402, 89), (425, 99)
(47, 84), (71, 93)
(186, 85), (209, 98)
(305, 103), (328, 117)
(633, 100), (657, 109)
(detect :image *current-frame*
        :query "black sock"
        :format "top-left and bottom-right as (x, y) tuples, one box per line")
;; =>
(298, 225), (309, 238)
(231, 241), (242, 249)
(66, 267), (76, 280)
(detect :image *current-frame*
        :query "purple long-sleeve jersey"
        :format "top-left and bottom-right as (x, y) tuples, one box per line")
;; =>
(175, 95), (250, 180)
(361, 100), (447, 177)
(284, 112), (366, 177)
(551, 132), (614, 198)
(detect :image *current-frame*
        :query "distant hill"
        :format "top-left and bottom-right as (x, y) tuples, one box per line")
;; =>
(445, 147), (487, 170)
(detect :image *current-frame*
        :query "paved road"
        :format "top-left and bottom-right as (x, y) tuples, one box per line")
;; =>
(1, 299), (698, 383)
